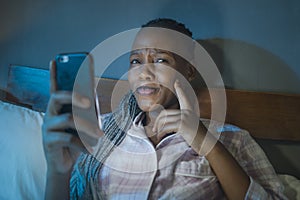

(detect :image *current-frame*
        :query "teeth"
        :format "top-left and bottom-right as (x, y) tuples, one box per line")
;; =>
(137, 86), (157, 95)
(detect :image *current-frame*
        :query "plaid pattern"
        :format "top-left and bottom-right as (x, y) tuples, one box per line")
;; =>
(72, 117), (286, 199)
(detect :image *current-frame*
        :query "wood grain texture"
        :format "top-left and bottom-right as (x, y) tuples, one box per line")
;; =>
(96, 78), (300, 141)
(197, 89), (300, 141)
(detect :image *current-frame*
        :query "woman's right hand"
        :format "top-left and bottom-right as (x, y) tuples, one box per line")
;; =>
(42, 61), (102, 175)
(42, 91), (87, 174)
(43, 61), (104, 200)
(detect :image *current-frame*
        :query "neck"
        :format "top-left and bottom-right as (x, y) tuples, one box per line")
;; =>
(143, 102), (179, 145)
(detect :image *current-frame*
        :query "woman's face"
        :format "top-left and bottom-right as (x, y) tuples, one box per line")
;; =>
(128, 29), (194, 112)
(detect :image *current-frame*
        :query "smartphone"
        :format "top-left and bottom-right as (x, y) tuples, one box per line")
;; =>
(56, 52), (88, 113)
(55, 52), (101, 136)
(56, 52), (89, 91)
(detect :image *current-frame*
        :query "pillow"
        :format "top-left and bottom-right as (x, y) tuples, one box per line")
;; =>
(0, 100), (46, 200)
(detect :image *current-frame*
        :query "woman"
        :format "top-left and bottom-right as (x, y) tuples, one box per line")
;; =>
(43, 18), (286, 199)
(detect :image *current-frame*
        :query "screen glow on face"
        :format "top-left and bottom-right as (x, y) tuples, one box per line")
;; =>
(73, 27), (226, 171)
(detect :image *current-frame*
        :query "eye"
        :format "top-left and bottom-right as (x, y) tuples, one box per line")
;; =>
(155, 58), (168, 63)
(130, 59), (140, 65)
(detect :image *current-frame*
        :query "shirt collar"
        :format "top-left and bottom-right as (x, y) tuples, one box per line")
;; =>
(127, 112), (185, 149)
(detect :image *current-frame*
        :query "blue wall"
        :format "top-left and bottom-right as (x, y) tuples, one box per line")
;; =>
(0, 0), (299, 93)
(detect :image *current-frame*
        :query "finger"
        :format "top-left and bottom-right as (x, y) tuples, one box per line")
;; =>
(153, 109), (180, 132)
(156, 119), (180, 137)
(43, 130), (73, 144)
(72, 92), (91, 109)
(44, 111), (102, 145)
(43, 113), (74, 131)
(47, 113), (102, 143)
(153, 110), (181, 133)
(44, 131), (88, 152)
(157, 115), (180, 133)
(46, 92), (72, 116)
(50, 60), (57, 93)
(73, 114), (104, 138)
(174, 80), (193, 110)
(156, 123), (179, 141)
(44, 131), (80, 147)
(46, 92), (90, 116)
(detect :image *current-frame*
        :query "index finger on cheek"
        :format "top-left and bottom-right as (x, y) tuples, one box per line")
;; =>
(174, 80), (193, 110)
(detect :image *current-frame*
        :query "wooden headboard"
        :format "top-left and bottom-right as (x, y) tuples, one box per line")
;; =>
(3, 65), (300, 141)
(96, 78), (300, 142)
(1, 64), (300, 177)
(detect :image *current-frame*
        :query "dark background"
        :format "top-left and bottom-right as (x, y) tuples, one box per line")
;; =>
(0, 0), (299, 93)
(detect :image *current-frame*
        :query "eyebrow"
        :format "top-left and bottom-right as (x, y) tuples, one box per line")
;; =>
(130, 48), (173, 56)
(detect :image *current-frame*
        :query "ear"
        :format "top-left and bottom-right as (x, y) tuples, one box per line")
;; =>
(186, 63), (196, 82)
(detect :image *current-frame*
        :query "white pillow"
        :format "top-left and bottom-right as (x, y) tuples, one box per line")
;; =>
(0, 100), (46, 200)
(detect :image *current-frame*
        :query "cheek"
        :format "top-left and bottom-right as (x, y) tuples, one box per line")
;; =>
(157, 64), (190, 90)
(127, 69), (137, 89)
(156, 69), (178, 90)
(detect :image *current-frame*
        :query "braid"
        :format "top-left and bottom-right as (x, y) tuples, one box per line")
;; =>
(71, 92), (141, 199)
(93, 92), (141, 163)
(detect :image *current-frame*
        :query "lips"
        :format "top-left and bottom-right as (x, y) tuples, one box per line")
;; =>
(136, 85), (160, 96)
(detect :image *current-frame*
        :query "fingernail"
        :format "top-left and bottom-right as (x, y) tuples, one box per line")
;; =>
(81, 97), (91, 108)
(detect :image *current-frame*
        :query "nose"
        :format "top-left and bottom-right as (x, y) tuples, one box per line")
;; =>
(139, 64), (155, 81)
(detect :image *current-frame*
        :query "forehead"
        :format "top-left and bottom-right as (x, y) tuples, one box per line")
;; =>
(132, 27), (194, 59)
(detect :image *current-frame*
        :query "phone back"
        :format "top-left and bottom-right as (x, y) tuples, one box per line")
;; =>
(55, 53), (89, 91)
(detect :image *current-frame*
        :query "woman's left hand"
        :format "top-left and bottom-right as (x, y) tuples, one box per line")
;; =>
(152, 80), (205, 146)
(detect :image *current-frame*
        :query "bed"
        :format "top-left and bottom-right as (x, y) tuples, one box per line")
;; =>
(0, 64), (299, 199)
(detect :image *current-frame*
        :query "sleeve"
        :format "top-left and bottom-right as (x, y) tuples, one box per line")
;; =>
(236, 130), (287, 200)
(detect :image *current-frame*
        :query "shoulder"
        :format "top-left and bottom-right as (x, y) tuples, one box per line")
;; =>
(200, 118), (254, 155)
(200, 118), (249, 138)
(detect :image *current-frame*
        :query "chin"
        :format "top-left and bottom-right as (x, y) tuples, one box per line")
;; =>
(136, 98), (158, 112)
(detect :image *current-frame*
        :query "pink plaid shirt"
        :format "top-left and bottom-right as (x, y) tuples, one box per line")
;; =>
(72, 114), (286, 199)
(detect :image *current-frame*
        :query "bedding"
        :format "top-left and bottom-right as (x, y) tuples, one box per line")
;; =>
(1, 98), (300, 200)
(279, 174), (300, 200)
(0, 100), (46, 200)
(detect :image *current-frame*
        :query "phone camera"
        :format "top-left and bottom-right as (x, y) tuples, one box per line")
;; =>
(59, 55), (69, 63)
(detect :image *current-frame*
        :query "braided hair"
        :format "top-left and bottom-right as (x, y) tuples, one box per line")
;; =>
(70, 18), (192, 199)
(70, 92), (141, 199)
